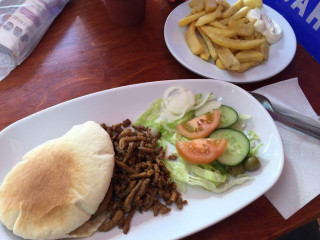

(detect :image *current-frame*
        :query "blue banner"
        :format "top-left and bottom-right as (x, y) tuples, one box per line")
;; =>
(263, 0), (320, 63)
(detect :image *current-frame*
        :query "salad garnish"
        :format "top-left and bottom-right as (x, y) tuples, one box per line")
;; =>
(135, 86), (262, 193)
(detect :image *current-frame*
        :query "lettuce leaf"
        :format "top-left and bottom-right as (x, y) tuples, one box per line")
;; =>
(249, 143), (263, 157)
(134, 98), (192, 145)
(134, 98), (162, 130)
(164, 158), (252, 193)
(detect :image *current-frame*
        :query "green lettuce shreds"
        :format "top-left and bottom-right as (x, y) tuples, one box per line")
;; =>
(246, 130), (263, 157)
(134, 98), (162, 130)
(134, 98), (192, 145)
(189, 165), (227, 186)
(164, 158), (252, 193)
(208, 161), (229, 175)
(249, 143), (263, 157)
(247, 130), (261, 141)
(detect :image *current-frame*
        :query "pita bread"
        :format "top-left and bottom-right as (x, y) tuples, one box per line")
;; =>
(67, 211), (111, 238)
(0, 121), (114, 239)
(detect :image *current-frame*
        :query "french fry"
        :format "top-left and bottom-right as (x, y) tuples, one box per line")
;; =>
(228, 20), (255, 37)
(238, 17), (250, 23)
(229, 48), (238, 54)
(222, 0), (244, 19)
(258, 41), (270, 60)
(205, 0), (217, 12)
(216, 0), (230, 9)
(189, 0), (198, 8)
(243, 0), (263, 8)
(213, 43), (240, 70)
(195, 5), (223, 26)
(235, 61), (261, 72)
(198, 27), (218, 60)
(255, 31), (263, 39)
(192, 0), (205, 13)
(249, 18), (257, 25)
(243, 33), (256, 40)
(179, 11), (206, 27)
(186, 21), (205, 55)
(235, 50), (264, 62)
(216, 58), (227, 69)
(200, 25), (236, 38)
(198, 36), (211, 60)
(241, 20), (257, 39)
(209, 20), (229, 29)
(229, 6), (250, 21)
(201, 27), (265, 50)
(219, 18), (229, 25)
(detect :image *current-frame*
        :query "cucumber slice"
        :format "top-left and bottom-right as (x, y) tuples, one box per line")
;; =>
(217, 105), (239, 128)
(210, 129), (250, 166)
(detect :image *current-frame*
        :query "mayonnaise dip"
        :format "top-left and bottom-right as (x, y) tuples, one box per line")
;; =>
(247, 9), (283, 44)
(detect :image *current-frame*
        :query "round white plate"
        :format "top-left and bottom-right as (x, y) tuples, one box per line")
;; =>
(0, 79), (284, 240)
(164, 0), (297, 83)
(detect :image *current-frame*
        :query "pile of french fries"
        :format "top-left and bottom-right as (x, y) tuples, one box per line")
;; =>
(179, 0), (270, 73)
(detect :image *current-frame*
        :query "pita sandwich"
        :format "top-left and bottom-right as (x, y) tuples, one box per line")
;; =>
(0, 121), (114, 239)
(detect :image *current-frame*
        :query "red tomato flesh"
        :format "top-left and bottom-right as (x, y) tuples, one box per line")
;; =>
(176, 110), (220, 139)
(176, 138), (228, 164)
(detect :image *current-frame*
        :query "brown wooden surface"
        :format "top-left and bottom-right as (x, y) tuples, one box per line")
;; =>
(0, 0), (320, 239)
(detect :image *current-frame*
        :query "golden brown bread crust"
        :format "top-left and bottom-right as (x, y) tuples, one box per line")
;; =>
(0, 121), (114, 240)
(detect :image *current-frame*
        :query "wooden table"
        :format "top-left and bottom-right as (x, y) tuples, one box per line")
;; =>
(0, 0), (319, 239)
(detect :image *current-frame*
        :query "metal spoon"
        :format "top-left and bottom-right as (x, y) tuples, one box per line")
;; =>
(251, 92), (320, 140)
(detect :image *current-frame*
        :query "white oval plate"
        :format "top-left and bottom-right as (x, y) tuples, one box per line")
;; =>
(164, 0), (297, 83)
(0, 79), (284, 240)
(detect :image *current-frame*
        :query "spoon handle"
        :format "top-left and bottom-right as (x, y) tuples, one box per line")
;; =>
(268, 110), (320, 140)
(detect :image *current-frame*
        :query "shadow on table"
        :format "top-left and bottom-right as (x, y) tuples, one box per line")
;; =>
(277, 220), (320, 240)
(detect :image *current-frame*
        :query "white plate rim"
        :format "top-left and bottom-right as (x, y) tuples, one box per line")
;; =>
(0, 79), (284, 240)
(164, 1), (297, 83)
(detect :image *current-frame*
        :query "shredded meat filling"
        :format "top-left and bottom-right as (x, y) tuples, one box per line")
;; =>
(97, 119), (187, 234)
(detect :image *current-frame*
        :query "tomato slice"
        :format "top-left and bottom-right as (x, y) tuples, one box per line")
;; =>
(176, 110), (220, 139)
(175, 138), (228, 164)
